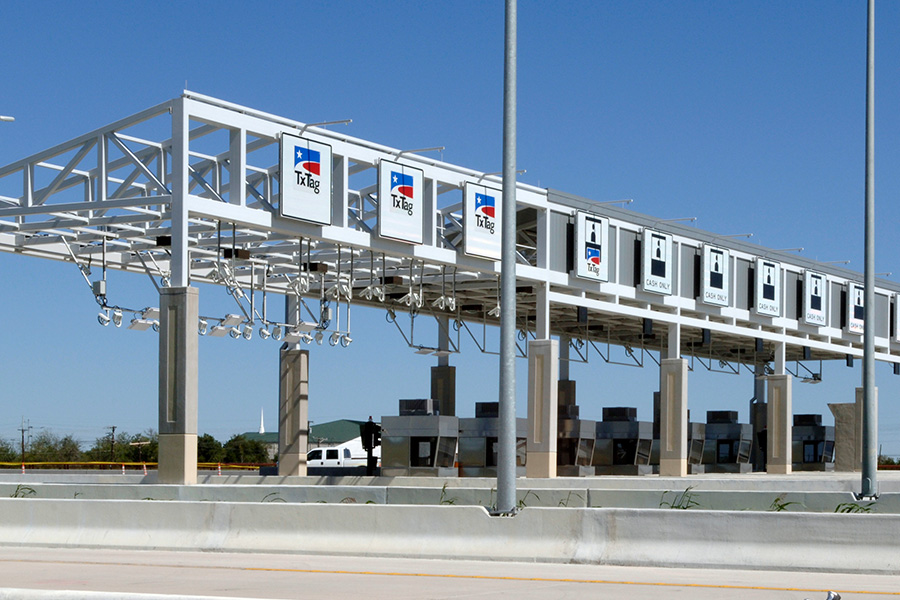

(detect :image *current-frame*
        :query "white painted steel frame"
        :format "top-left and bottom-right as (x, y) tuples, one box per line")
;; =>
(0, 91), (898, 369)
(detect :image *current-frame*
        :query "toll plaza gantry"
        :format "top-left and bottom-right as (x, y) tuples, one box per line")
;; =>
(1, 92), (899, 484)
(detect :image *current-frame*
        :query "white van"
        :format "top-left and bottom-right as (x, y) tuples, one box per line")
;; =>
(307, 437), (380, 468)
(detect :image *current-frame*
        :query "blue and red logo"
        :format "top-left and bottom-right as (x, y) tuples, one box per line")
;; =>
(391, 171), (414, 198)
(586, 246), (601, 265)
(475, 193), (495, 218)
(295, 146), (321, 176)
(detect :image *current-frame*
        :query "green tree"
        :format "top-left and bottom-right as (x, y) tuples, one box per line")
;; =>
(0, 438), (17, 462)
(25, 431), (83, 462)
(223, 435), (269, 464)
(197, 433), (225, 463)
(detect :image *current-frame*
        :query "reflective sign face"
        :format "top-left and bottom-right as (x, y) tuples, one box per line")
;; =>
(803, 271), (828, 327)
(846, 283), (865, 335)
(701, 245), (730, 306)
(464, 182), (502, 260)
(755, 258), (781, 317)
(378, 159), (424, 244)
(574, 212), (609, 281)
(641, 230), (673, 295)
(280, 133), (332, 225)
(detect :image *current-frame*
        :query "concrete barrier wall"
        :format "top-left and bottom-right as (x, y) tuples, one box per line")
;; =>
(0, 498), (897, 573)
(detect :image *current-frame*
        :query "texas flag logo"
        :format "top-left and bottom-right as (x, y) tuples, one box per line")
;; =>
(295, 146), (321, 176)
(391, 171), (414, 198)
(475, 193), (495, 218)
(585, 246), (601, 265)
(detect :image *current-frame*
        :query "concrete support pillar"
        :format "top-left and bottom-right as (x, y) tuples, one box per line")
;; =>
(158, 286), (199, 485)
(278, 349), (309, 476)
(766, 374), (792, 474)
(526, 338), (558, 478)
(659, 358), (688, 477)
(431, 366), (456, 417)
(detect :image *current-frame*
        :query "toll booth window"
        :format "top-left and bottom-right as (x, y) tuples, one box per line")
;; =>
(576, 438), (595, 466)
(516, 438), (527, 467)
(737, 439), (751, 464)
(436, 437), (456, 468)
(613, 439), (637, 465)
(487, 437), (498, 467)
(717, 440), (737, 463)
(308, 449), (322, 461)
(822, 441), (835, 463)
(326, 449), (339, 461)
(410, 437), (435, 467)
(635, 439), (652, 466)
(689, 439), (704, 464)
(803, 441), (819, 463)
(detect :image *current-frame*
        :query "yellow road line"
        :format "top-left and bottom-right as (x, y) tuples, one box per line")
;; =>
(1, 558), (897, 596)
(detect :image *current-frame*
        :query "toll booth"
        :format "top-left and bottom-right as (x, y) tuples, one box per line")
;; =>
(557, 403), (596, 477)
(593, 407), (653, 476)
(381, 399), (458, 477)
(703, 410), (752, 473)
(792, 414), (835, 471)
(457, 402), (527, 477)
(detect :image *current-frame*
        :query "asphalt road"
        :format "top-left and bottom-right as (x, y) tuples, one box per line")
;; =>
(0, 547), (896, 600)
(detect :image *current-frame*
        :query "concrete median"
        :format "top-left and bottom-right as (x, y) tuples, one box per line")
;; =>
(0, 497), (897, 573)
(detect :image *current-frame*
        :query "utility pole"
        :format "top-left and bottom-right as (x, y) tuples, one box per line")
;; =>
(108, 426), (117, 461)
(18, 417), (32, 463)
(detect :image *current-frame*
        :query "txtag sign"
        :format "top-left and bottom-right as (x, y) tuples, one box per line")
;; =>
(378, 160), (423, 244)
(701, 245), (730, 307)
(464, 182), (502, 260)
(574, 212), (609, 282)
(641, 230), (673, 295)
(755, 258), (782, 317)
(803, 271), (828, 327)
(280, 133), (332, 225)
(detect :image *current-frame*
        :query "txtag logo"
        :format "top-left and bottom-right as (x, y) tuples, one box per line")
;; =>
(474, 193), (496, 234)
(294, 146), (321, 194)
(391, 171), (415, 216)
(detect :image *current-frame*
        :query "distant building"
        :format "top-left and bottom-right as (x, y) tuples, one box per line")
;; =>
(241, 419), (369, 461)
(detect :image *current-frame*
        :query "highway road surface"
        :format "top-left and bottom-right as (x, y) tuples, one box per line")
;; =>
(0, 547), (896, 599)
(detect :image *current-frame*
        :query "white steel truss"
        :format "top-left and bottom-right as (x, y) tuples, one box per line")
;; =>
(1, 92), (898, 368)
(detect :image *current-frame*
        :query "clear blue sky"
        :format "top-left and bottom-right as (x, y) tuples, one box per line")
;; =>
(2, 1), (899, 454)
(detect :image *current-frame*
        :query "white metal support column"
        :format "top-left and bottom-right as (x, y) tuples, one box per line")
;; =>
(157, 97), (199, 485)
(431, 314), (456, 417)
(660, 323), (688, 477)
(766, 341), (792, 474)
(332, 153), (348, 229)
(228, 127), (246, 206)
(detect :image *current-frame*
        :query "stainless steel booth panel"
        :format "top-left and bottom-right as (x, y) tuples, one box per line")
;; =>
(457, 417), (527, 477)
(703, 421), (752, 473)
(558, 418), (596, 477)
(688, 422), (707, 474)
(792, 424), (835, 471)
(380, 415), (459, 477)
(593, 420), (653, 476)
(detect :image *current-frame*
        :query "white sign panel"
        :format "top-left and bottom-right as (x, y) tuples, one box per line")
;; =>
(280, 133), (332, 225)
(378, 160), (424, 244)
(803, 271), (828, 327)
(755, 258), (782, 317)
(895, 294), (900, 343)
(641, 230), (673, 295)
(574, 212), (609, 282)
(846, 282), (865, 335)
(464, 182), (502, 260)
(701, 245), (730, 306)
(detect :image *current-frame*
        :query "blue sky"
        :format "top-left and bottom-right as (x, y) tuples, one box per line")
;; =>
(2, 1), (900, 454)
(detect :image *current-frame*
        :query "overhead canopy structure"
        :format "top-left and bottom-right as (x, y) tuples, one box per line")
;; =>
(1, 91), (898, 365)
(2, 92), (898, 483)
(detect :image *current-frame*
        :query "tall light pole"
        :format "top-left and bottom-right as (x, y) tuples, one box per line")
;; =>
(861, 0), (878, 499)
(497, 0), (518, 514)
